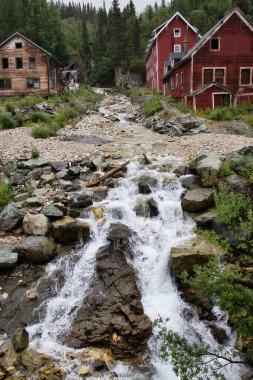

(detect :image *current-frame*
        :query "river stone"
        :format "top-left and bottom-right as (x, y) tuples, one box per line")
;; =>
(107, 223), (133, 241)
(171, 236), (220, 279)
(0, 204), (23, 231)
(23, 213), (49, 236)
(13, 192), (30, 203)
(70, 243), (152, 358)
(23, 159), (49, 170)
(12, 328), (29, 352)
(41, 205), (63, 220)
(16, 236), (57, 263)
(134, 197), (151, 217)
(51, 216), (90, 244)
(194, 209), (218, 229)
(41, 173), (55, 185)
(194, 155), (222, 187)
(0, 243), (18, 269)
(25, 197), (43, 207)
(180, 174), (200, 189)
(51, 161), (68, 172)
(68, 192), (93, 209)
(91, 187), (109, 202)
(56, 169), (72, 181)
(0, 172), (9, 185)
(138, 175), (158, 194)
(181, 188), (214, 213)
(10, 172), (26, 185)
(177, 116), (196, 130)
(69, 166), (80, 176)
(26, 168), (43, 181)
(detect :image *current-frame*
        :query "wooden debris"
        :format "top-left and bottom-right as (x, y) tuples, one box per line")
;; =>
(86, 160), (130, 188)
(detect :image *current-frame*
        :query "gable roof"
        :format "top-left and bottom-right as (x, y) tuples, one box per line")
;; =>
(163, 7), (253, 80)
(145, 12), (200, 57)
(189, 82), (232, 97)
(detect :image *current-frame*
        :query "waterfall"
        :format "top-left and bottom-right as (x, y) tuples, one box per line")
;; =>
(27, 157), (246, 380)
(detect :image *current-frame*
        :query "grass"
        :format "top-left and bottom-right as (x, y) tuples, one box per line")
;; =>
(0, 185), (12, 210)
(218, 160), (233, 177)
(200, 102), (253, 121)
(31, 123), (59, 139)
(143, 97), (164, 116)
(31, 147), (40, 158)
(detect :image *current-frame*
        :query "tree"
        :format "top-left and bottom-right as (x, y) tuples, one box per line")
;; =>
(107, 0), (124, 68)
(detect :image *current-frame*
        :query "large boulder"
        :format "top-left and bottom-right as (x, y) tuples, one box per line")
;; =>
(171, 236), (221, 279)
(192, 155), (221, 187)
(0, 243), (18, 269)
(68, 192), (93, 209)
(181, 188), (214, 213)
(51, 216), (90, 244)
(193, 209), (218, 229)
(23, 213), (49, 236)
(16, 236), (57, 263)
(12, 328), (29, 352)
(41, 205), (63, 220)
(0, 204), (23, 231)
(138, 175), (158, 194)
(107, 223), (133, 242)
(22, 159), (49, 170)
(70, 243), (152, 358)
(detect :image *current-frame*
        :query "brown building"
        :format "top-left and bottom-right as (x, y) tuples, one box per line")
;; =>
(0, 32), (62, 96)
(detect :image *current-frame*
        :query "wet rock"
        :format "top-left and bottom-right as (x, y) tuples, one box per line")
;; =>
(193, 155), (221, 187)
(26, 290), (39, 300)
(91, 187), (109, 202)
(171, 236), (221, 279)
(208, 322), (229, 344)
(138, 175), (157, 194)
(90, 206), (104, 220)
(194, 209), (218, 229)
(68, 192), (93, 209)
(41, 205), (63, 220)
(70, 243), (152, 358)
(180, 174), (200, 189)
(134, 197), (151, 217)
(0, 204), (23, 231)
(12, 328), (29, 352)
(181, 188), (214, 213)
(173, 164), (188, 176)
(51, 216), (90, 244)
(23, 213), (49, 236)
(93, 155), (104, 170)
(107, 223), (133, 241)
(16, 236), (57, 263)
(56, 169), (72, 181)
(0, 243), (18, 269)
(148, 198), (159, 217)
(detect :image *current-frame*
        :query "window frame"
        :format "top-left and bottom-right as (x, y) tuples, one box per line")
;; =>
(27, 78), (40, 89)
(29, 57), (36, 69)
(15, 57), (23, 69)
(240, 67), (253, 86)
(174, 44), (181, 53)
(174, 28), (181, 38)
(0, 78), (12, 90)
(2, 58), (9, 69)
(15, 42), (22, 49)
(210, 37), (220, 51)
(202, 67), (226, 85)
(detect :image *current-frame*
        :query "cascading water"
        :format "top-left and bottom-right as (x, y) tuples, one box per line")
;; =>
(28, 157), (247, 380)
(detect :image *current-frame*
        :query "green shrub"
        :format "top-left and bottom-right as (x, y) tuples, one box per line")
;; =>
(0, 113), (16, 129)
(0, 184), (12, 209)
(174, 101), (190, 113)
(31, 123), (58, 138)
(218, 160), (233, 177)
(143, 97), (164, 116)
(5, 103), (15, 113)
(29, 111), (50, 123)
(31, 147), (40, 158)
(15, 115), (24, 127)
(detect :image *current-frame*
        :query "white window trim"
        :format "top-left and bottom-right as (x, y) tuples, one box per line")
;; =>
(174, 44), (181, 53)
(210, 37), (220, 51)
(212, 92), (232, 110)
(240, 67), (253, 86)
(174, 28), (181, 37)
(202, 67), (226, 85)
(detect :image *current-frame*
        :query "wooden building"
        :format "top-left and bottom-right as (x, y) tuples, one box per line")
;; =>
(0, 32), (62, 96)
(163, 7), (253, 111)
(145, 12), (200, 92)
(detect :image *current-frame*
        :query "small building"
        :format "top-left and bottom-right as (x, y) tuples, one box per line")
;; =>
(145, 12), (200, 92)
(163, 7), (253, 111)
(0, 32), (62, 96)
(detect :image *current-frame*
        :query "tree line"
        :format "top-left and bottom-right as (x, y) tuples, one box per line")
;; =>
(0, 0), (252, 85)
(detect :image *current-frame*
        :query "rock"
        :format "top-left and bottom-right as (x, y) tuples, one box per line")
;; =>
(58, 179), (78, 191)
(173, 164), (188, 177)
(0, 172), (9, 185)
(197, 123), (209, 133)
(41, 173), (55, 185)
(12, 192), (30, 202)
(193, 155), (222, 187)
(10, 172), (26, 185)
(167, 125), (183, 137)
(69, 166), (80, 177)
(26, 290), (39, 300)
(23, 213), (49, 236)
(41, 205), (63, 220)
(56, 169), (72, 181)
(23, 159), (49, 170)
(171, 236), (221, 279)
(180, 174), (200, 189)
(92, 155), (104, 170)
(194, 209), (218, 229)
(12, 328), (29, 352)
(138, 175), (157, 194)
(68, 192), (93, 209)
(134, 197), (151, 217)
(223, 174), (251, 197)
(90, 206), (104, 220)
(92, 188), (109, 202)
(148, 198), (159, 217)
(51, 216), (90, 244)
(51, 161), (68, 172)
(26, 168), (43, 181)
(16, 236), (57, 263)
(0, 204), (23, 231)
(25, 197), (43, 207)
(0, 243), (18, 269)
(181, 188), (214, 213)
(107, 223), (133, 241)
(70, 243), (152, 358)
(177, 116), (196, 130)
(208, 322), (229, 344)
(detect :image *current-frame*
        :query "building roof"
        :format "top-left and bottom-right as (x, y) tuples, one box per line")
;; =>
(189, 82), (232, 97)
(145, 11), (200, 57)
(163, 7), (253, 80)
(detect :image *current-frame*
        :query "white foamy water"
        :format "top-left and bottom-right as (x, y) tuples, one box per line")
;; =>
(27, 157), (247, 380)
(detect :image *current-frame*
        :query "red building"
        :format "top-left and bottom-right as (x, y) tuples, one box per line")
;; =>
(163, 7), (253, 111)
(145, 12), (200, 92)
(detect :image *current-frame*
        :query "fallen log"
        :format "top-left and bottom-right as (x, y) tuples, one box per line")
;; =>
(86, 160), (130, 187)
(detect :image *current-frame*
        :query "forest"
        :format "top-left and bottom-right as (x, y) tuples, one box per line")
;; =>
(0, 0), (252, 85)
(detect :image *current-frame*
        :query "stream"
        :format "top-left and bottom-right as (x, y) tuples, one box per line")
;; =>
(23, 99), (248, 380)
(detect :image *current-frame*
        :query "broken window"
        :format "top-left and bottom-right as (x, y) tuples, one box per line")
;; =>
(2, 58), (8, 69)
(211, 38), (220, 50)
(15, 42), (22, 49)
(215, 68), (225, 84)
(16, 57), (23, 69)
(203, 69), (213, 84)
(27, 78), (40, 89)
(203, 68), (225, 85)
(174, 28), (181, 37)
(29, 58), (36, 69)
(0, 78), (12, 90)
(241, 68), (251, 85)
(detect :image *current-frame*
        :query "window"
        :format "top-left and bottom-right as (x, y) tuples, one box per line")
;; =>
(210, 38), (220, 50)
(175, 74), (179, 89)
(29, 58), (36, 69)
(16, 57), (23, 69)
(27, 78), (40, 89)
(181, 72), (184, 87)
(174, 44), (181, 53)
(203, 68), (225, 85)
(170, 77), (174, 90)
(15, 42), (22, 49)
(240, 68), (252, 85)
(2, 58), (8, 69)
(0, 78), (12, 90)
(174, 28), (181, 37)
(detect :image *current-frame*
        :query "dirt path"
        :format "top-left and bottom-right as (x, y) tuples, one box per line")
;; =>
(0, 92), (253, 162)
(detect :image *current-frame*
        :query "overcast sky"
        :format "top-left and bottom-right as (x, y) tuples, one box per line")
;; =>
(62, 0), (158, 13)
